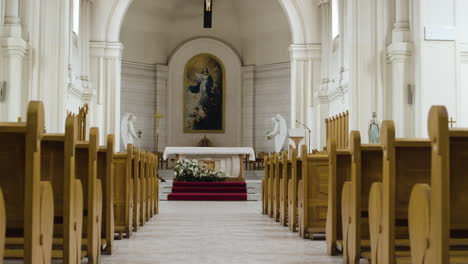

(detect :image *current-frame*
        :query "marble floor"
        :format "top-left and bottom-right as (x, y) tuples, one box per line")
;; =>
(101, 201), (349, 264)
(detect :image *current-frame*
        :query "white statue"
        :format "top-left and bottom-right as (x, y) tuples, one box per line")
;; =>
(266, 114), (288, 153)
(121, 113), (139, 150)
(205, 0), (212, 11)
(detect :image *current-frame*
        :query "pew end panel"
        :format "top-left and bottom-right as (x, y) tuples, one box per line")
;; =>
(369, 120), (431, 264)
(326, 136), (352, 256)
(287, 148), (298, 232)
(299, 146), (329, 240)
(98, 134), (115, 254)
(0, 101), (55, 264)
(113, 144), (134, 239)
(262, 155), (269, 215)
(132, 147), (141, 231)
(409, 106), (468, 264)
(279, 151), (289, 226)
(75, 127), (102, 264)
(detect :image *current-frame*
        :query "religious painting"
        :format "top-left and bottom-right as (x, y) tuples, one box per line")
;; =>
(184, 53), (225, 133)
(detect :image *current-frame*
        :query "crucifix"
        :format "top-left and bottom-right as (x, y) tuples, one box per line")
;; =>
(449, 117), (457, 128)
(204, 0), (213, 28)
(153, 112), (164, 151)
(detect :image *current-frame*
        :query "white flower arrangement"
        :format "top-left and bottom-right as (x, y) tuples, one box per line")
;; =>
(174, 159), (226, 182)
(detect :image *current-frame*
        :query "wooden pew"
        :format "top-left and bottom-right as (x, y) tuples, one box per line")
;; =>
(262, 155), (270, 215)
(153, 154), (160, 215)
(139, 150), (147, 225)
(409, 106), (468, 264)
(147, 153), (156, 218)
(325, 137), (351, 256)
(98, 135), (114, 254)
(76, 128), (103, 264)
(39, 114), (84, 263)
(0, 101), (55, 264)
(132, 147), (141, 231)
(272, 152), (281, 222)
(279, 151), (289, 226)
(0, 188), (5, 262)
(288, 148), (300, 232)
(298, 145), (329, 239)
(338, 132), (384, 263)
(113, 144), (134, 239)
(367, 121), (431, 264)
(267, 154), (275, 217)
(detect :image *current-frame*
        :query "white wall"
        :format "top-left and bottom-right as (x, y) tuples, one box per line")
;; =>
(121, 61), (157, 151)
(254, 63), (291, 152)
(120, 47), (291, 152)
(120, 0), (292, 66)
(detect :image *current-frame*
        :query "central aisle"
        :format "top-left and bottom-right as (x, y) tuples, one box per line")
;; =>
(101, 201), (345, 264)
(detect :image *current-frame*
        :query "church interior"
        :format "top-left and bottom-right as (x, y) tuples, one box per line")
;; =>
(0, 0), (467, 263)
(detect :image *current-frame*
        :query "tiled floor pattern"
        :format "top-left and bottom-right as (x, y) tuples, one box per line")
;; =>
(101, 201), (351, 264)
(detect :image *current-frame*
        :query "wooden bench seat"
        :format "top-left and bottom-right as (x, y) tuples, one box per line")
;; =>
(272, 153), (281, 222)
(367, 120), (432, 264)
(408, 106), (468, 264)
(139, 150), (147, 226)
(75, 128), (103, 264)
(298, 146), (329, 239)
(97, 135), (115, 254)
(262, 155), (270, 215)
(325, 138), (351, 256)
(132, 147), (141, 231)
(113, 144), (134, 239)
(279, 151), (289, 226)
(267, 154), (275, 218)
(40, 115), (84, 264)
(0, 101), (55, 264)
(287, 148), (299, 232)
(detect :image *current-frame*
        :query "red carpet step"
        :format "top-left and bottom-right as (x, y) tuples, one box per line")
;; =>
(168, 182), (247, 201)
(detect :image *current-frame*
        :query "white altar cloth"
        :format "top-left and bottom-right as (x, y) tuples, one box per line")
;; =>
(163, 147), (256, 161)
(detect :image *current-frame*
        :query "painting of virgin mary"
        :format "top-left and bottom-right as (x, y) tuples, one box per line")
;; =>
(184, 54), (224, 133)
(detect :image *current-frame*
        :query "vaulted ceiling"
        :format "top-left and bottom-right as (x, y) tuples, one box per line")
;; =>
(120, 0), (292, 65)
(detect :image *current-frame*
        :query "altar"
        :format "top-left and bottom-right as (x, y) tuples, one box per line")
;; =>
(163, 147), (255, 180)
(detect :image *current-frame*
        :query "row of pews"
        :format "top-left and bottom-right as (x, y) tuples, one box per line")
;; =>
(0, 101), (160, 264)
(262, 105), (468, 264)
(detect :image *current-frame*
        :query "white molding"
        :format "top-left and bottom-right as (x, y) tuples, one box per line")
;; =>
(387, 42), (413, 63)
(289, 44), (322, 60)
(461, 43), (468, 63)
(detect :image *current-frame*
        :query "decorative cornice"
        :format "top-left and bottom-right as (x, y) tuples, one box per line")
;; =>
(242, 65), (256, 80)
(68, 84), (94, 102)
(90, 41), (124, 58)
(289, 44), (322, 60)
(387, 42), (413, 63)
(156, 64), (169, 80)
(1, 36), (28, 57)
(313, 90), (329, 105)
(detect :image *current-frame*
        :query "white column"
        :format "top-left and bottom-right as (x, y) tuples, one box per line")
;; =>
(289, 44), (322, 129)
(90, 41), (123, 150)
(242, 65), (255, 148)
(387, 0), (413, 137)
(1, 0), (27, 121)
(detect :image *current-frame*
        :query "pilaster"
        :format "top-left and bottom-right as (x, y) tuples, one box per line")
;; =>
(289, 44), (321, 131)
(0, 0), (28, 121)
(242, 65), (255, 148)
(90, 41), (124, 149)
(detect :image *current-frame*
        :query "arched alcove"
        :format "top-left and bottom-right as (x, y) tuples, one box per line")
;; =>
(167, 38), (243, 147)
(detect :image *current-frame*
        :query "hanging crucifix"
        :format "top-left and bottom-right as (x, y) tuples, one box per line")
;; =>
(204, 0), (213, 28)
